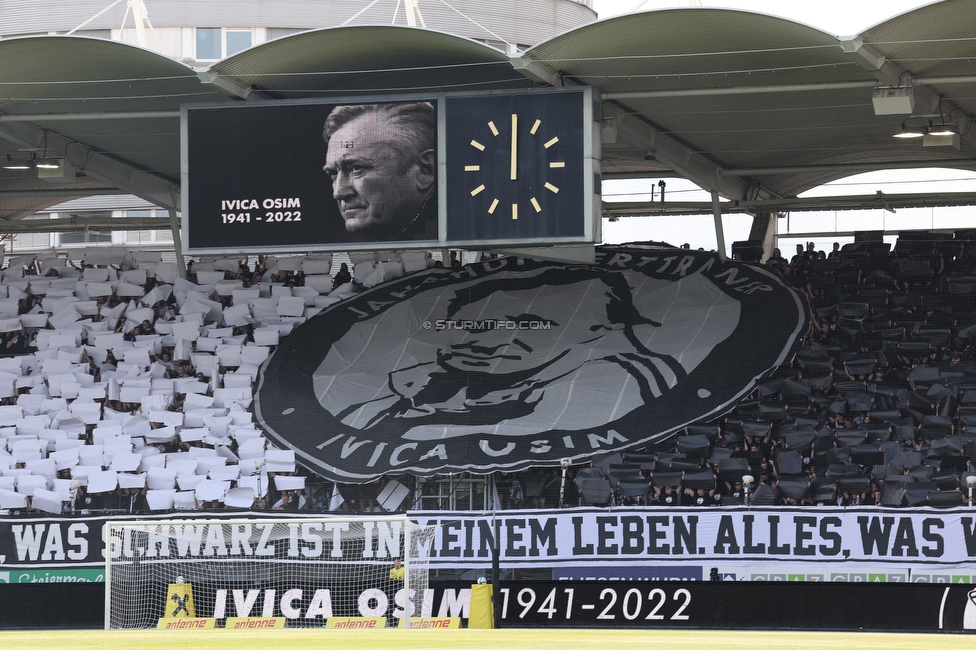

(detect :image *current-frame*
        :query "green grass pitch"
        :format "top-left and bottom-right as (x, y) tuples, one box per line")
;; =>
(1, 629), (973, 650)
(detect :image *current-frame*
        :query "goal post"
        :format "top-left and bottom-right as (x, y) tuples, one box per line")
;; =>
(104, 516), (438, 630)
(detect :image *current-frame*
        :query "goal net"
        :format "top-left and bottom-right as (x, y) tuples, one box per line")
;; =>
(104, 516), (438, 629)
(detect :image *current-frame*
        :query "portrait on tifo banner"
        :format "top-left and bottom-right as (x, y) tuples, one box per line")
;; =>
(313, 265), (738, 439)
(254, 250), (808, 482)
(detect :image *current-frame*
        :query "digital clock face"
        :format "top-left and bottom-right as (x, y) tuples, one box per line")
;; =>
(445, 91), (587, 242)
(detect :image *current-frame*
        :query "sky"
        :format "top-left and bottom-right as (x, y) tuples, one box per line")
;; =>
(590, 0), (937, 35)
(590, 0), (974, 253)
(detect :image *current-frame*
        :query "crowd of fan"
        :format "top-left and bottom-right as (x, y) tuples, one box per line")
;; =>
(0, 247), (456, 516)
(568, 232), (976, 509)
(0, 232), (973, 517)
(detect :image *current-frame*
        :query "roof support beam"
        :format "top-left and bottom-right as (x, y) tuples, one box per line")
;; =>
(0, 189), (126, 198)
(0, 111), (180, 122)
(508, 55), (561, 85)
(168, 205), (187, 280)
(597, 75), (976, 101)
(603, 79), (877, 101)
(915, 74), (976, 86)
(602, 190), (976, 217)
(0, 215), (174, 233)
(0, 120), (179, 210)
(603, 170), (683, 180)
(840, 38), (918, 91)
(601, 101), (762, 201)
(711, 190), (727, 261)
(196, 71), (274, 101)
(724, 159), (976, 176)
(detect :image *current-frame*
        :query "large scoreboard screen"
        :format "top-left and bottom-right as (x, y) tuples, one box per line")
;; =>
(181, 87), (599, 254)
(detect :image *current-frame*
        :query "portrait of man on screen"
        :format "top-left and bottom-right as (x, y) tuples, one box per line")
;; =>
(322, 101), (437, 242)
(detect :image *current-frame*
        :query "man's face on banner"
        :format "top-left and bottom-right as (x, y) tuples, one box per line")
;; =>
(315, 267), (740, 422)
(436, 277), (644, 377)
(258, 250), (791, 481)
(323, 111), (427, 238)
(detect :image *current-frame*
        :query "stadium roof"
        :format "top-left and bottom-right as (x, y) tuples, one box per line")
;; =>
(1, 0), (975, 227)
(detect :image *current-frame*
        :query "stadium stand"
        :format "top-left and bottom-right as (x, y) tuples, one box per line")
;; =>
(0, 232), (972, 516)
(595, 231), (976, 509)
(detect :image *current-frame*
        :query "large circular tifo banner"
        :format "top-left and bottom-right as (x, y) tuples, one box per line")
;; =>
(254, 247), (809, 482)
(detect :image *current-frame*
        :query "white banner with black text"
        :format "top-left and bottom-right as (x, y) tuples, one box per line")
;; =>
(4, 508), (976, 577)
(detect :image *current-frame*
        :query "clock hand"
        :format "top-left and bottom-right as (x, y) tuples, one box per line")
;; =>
(510, 113), (518, 181)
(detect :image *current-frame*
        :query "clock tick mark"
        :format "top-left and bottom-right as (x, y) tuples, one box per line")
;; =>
(530, 119), (541, 135)
(550, 161), (565, 168)
(488, 199), (499, 214)
(464, 165), (480, 172)
(544, 136), (559, 149)
(510, 114), (518, 181)
(530, 197), (542, 212)
(470, 140), (485, 151)
(488, 121), (499, 136)
(471, 184), (486, 196)
(512, 203), (518, 220)
(545, 182), (559, 193)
